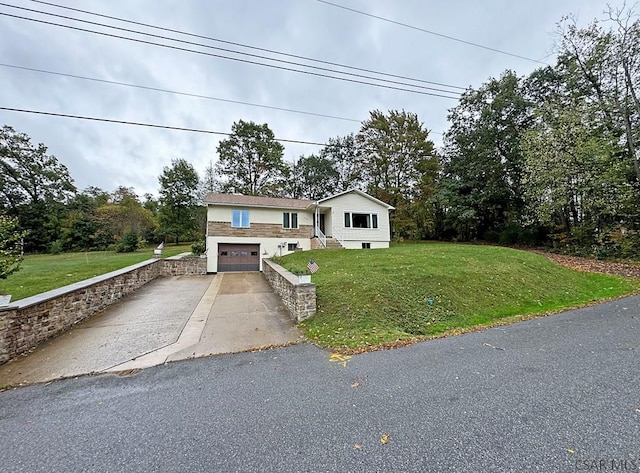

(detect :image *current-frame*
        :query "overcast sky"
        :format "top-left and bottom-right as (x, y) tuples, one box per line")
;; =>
(0, 0), (627, 196)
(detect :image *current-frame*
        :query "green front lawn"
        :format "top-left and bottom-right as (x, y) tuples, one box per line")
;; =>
(275, 243), (640, 351)
(0, 244), (193, 301)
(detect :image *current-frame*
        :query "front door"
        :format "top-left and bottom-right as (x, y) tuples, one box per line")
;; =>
(319, 214), (326, 234)
(218, 244), (260, 272)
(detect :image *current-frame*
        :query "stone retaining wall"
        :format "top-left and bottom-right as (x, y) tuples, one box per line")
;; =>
(163, 255), (208, 276)
(0, 255), (207, 365)
(262, 259), (316, 322)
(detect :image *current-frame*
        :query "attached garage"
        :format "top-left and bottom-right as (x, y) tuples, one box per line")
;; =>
(217, 243), (260, 272)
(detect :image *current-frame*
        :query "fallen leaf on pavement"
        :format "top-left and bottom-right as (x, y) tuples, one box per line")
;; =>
(483, 343), (505, 351)
(380, 433), (390, 445)
(567, 449), (575, 454)
(330, 353), (351, 367)
(354, 444), (362, 450)
(351, 382), (360, 388)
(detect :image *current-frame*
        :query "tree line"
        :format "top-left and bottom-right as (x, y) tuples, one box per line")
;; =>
(0, 124), (203, 254)
(1, 6), (639, 259)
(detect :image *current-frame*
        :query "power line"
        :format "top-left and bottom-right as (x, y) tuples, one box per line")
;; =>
(0, 63), (362, 123)
(315, 0), (548, 65)
(0, 105), (445, 139)
(0, 4), (463, 97)
(0, 63), (446, 135)
(29, 0), (468, 91)
(0, 11), (461, 100)
(0, 106), (329, 146)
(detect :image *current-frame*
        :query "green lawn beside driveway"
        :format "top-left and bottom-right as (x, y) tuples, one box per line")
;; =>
(275, 243), (640, 351)
(0, 244), (193, 301)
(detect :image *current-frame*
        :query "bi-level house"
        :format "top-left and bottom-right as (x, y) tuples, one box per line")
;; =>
(204, 189), (394, 273)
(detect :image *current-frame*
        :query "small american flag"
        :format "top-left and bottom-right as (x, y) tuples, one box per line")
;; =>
(307, 258), (320, 274)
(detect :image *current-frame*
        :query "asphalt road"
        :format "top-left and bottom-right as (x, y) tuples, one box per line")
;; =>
(2, 295), (639, 472)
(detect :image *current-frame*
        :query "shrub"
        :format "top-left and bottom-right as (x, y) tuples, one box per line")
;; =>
(191, 240), (206, 256)
(116, 231), (141, 253)
(49, 239), (63, 255)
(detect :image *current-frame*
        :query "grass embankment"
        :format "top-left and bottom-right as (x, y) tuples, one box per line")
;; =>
(276, 243), (640, 351)
(0, 244), (193, 301)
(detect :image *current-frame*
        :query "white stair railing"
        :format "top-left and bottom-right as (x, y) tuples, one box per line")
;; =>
(314, 226), (327, 248)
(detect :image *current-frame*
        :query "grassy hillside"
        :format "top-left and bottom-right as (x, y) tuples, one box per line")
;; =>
(0, 244), (193, 301)
(275, 243), (640, 351)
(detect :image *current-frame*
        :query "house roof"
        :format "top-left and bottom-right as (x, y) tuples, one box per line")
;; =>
(204, 189), (394, 210)
(204, 193), (313, 209)
(319, 188), (395, 210)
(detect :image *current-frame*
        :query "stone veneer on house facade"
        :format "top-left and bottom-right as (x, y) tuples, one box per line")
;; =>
(262, 259), (316, 322)
(207, 222), (312, 239)
(0, 255), (207, 365)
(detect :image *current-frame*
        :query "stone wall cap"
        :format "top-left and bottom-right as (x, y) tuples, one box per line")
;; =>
(164, 252), (193, 261)
(12, 258), (160, 309)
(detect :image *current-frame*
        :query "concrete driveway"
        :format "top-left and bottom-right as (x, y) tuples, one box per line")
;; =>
(0, 273), (302, 387)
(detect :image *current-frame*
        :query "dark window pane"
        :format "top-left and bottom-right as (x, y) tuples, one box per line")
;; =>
(292, 213), (298, 228)
(283, 212), (290, 228)
(220, 251), (228, 256)
(251, 251), (258, 256)
(352, 213), (369, 228)
(344, 212), (351, 227)
(372, 214), (378, 228)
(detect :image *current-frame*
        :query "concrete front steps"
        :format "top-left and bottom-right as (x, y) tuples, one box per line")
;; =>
(311, 237), (344, 249)
(324, 237), (344, 249)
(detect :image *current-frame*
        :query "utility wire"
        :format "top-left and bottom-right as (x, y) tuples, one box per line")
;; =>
(1, 63), (445, 135)
(0, 12), (460, 99)
(315, 0), (548, 65)
(0, 106), (329, 146)
(0, 63), (362, 123)
(0, 4), (462, 96)
(29, 0), (467, 91)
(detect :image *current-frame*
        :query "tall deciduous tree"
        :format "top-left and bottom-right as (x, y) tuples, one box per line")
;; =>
(319, 134), (364, 192)
(287, 154), (339, 200)
(356, 109), (438, 238)
(216, 120), (287, 196)
(198, 160), (222, 201)
(0, 125), (76, 252)
(438, 71), (532, 241)
(158, 158), (200, 244)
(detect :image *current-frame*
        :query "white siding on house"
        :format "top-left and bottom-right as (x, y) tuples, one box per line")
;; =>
(322, 192), (391, 246)
(207, 205), (314, 226)
(341, 241), (389, 250)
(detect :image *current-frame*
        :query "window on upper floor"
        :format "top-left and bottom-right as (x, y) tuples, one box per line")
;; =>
(283, 212), (298, 229)
(231, 209), (250, 228)
(344, 212), (378, 229)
